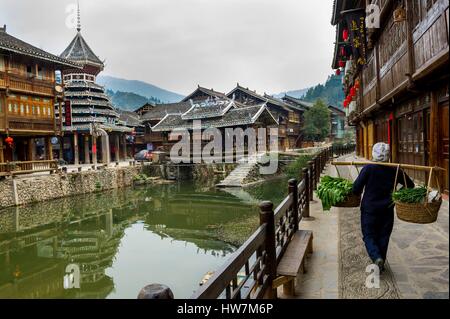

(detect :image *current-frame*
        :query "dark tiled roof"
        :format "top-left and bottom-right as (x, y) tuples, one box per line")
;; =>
(328, 105), (346, 115)
(227, 85), (291, 112)
(117, 109), (143, 127)
(282, 95), (313, 111)
(60, 32), (104, 69)
(152, 104), (278, 132)
(140, 102), (192, 121)
(331, 0), (344, 25)
(0, 27), (80, 69)
(181, 98), (235, 120)
(182, 86), (229, 102)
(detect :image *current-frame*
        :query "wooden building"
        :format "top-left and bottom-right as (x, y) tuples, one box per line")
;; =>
(226, 84), (305, 150)
(150, 98), (279, 158)
(0, 25), (80, 164)
(331, 0), (449, 192)
(57, 8), (132, 165)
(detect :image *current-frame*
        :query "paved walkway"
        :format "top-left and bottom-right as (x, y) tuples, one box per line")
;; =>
(286, 153), (449, 299)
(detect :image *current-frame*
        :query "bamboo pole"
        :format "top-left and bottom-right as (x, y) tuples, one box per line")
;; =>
(331, 161), (446, 172)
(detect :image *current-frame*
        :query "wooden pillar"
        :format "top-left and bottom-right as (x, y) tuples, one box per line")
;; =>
(259, 201), (277, 299)
(115, 134), (120, 162)
(122, 135), (127, 160)
(288, 179), (299, 232)
(84, 134), (90, 164)
(92, 135), (98, 165)
(27, 138), (34, 161)
(0, 138), (4, 163)
(429, 92), (439, 167)
(45, 137), (53, 160)
(101, 133), (110, 164)
(73, 132), (79, 165)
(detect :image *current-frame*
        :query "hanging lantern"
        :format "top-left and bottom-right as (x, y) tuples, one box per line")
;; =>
(338, 60), (345, 68)
(5, 136), (13, 147)
(354, 80), (360, 89)
(335, 69), (341, 76)
(343, 99), (349, 108)
(342, 28), (349, 41)
(350, 87), (356, 97)
(340, 46), (346, 57)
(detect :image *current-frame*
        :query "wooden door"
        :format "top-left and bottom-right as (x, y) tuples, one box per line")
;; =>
(438, 101), (449, 193)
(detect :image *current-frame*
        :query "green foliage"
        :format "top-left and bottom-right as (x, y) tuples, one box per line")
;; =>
(302, 99), (331, 141)
(284, 155), (312, 179)
(133, 173), (149, 181)
(317, 176), (354, 211)
(303, 74), (345, 108)
(392, 187), (427, 204)
(94, 181), (102, 190)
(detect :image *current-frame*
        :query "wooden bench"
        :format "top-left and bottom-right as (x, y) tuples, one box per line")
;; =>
(272, 229), (313, 296)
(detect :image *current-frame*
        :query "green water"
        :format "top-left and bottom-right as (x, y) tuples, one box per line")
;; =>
(0, 178), (289, 299)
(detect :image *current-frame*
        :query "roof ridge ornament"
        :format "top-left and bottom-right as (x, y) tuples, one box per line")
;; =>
(77, 0), (81, 32)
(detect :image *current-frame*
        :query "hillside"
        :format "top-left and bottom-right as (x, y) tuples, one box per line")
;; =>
(273, 87), (310, 99)
(106, 90), (162, 111)
(302, 74), (344, 108)
(98, 75), (184, 103)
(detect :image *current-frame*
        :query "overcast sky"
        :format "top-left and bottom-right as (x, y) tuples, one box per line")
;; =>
(1, 0), (336, 96)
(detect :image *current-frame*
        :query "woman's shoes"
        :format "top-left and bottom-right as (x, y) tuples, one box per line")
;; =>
(374, 258), (385, 272)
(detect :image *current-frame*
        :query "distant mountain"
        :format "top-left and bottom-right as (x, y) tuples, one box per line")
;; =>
(273, 88), (309, 99)
(98, 75), (184, 104)
(302, 74), (344, 109)
(106, 90), (162, 111)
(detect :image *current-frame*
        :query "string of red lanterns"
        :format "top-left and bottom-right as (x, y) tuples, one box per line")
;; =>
(5, 136), (14, 147)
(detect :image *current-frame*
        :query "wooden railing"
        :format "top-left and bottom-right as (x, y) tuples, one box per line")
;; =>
(0, 71), (55, 96)
(140, 144), (355, 299)
(0, 160), (58, 177)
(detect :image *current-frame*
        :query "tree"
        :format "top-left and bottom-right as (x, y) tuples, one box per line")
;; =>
(302, 99), (331, 141)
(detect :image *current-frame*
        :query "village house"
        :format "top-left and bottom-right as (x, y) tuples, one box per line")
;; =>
(0, 25), (80, 166)
(56, 10), (132, 165)
(331, 0), (449, 193)
(150, 97), (279, 160)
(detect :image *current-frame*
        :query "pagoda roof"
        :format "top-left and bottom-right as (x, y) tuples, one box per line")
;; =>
(0, 26), (81, 69)
(60, 31), (104, 70)
(182, 86), (229, 102)
(152, 104), (278, 132)
(140, 102), (192, 122)
(181, 98), (236, 120)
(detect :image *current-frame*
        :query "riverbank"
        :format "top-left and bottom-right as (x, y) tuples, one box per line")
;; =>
(0, 164), (145, 209)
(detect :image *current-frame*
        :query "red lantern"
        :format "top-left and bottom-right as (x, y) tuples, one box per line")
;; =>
(338, 60), (345, 68)
(350, 87), (356, 97)
(5, 136), (13, 147)
(340, 46), (346, 57)
(343, 99), (349, 108)
(342, 29), (349, 41)
(335, 69), (341, 76)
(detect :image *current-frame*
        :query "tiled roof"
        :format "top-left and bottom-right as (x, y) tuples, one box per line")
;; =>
(140, 102), (192, 121)
(0, 27), (81, 69)
(227, 85), (291, 112)
(117, 109), (143, 127)
(152, 104), (278, 132)
(182, 86), (229, 102)
(60, 31), (104, 69)
(181, 98), (235, 120)
(282, 95), (313, 111)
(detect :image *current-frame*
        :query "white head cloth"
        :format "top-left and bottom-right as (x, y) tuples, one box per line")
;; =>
(372, 142), (390, 162)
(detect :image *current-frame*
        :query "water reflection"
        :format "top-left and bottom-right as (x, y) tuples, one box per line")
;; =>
(0, 182), (258, 298)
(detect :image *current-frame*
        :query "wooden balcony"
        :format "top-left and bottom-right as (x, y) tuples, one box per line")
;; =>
(0, 71), (55, 97)
(7, 116), (55, 134)
(143, 132), (166, 143)
(412, 0), (449, 81)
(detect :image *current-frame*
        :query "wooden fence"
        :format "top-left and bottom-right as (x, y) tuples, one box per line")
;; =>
(0, 160), (58, 177)
(142, 143), (356, 299)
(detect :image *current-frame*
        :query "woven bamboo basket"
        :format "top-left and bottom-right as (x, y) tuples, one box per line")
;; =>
(334, 194), (361, 208)
(395, 199), (442, 224)
(393, 165), (442, 224)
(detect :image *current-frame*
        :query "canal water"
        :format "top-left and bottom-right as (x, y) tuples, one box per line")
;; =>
(0, 178), (288, 299)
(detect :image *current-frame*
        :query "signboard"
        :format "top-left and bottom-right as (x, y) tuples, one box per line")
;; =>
(64, 100), (72, 127)
(345, 9), (368, 66)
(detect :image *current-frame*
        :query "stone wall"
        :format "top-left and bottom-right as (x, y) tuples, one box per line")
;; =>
(0, 166), (142, 209)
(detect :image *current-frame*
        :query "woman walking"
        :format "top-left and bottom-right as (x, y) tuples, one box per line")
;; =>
(352, 143), (415, 271)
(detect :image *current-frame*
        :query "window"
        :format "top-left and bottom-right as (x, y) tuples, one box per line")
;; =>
(37, 66), (43, 79)
(26, 65), (33, 77)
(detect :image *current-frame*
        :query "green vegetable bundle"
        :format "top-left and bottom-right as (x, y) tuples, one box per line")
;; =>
(317, 176), (354, 211)
(392, 186), (427, 204)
